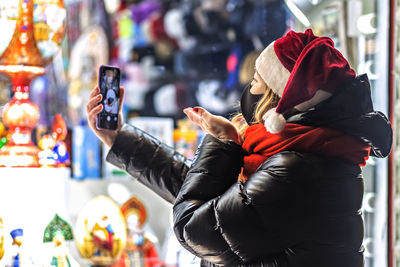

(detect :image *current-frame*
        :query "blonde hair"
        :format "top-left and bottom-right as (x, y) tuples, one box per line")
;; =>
(231, 85), (280, 142)
(239, 51), (261, 85)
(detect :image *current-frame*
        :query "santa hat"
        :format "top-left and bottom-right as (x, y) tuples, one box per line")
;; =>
(255, 29), (356, 133)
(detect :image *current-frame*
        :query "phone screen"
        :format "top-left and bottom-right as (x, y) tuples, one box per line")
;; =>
(97, 65), (120, 130)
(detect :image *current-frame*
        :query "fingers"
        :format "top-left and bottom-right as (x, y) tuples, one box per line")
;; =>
(183, 108), (201, 123)
(87, 86), (102, 113)
(90, 86), (100, 98)
(87, 104), (103, 127)
(184, 107), (210, 119)
(183, 106), (213, 133)
(190, 107), (215, 129)
(192, 107), (215, 121)
(86, 94), (102, 114)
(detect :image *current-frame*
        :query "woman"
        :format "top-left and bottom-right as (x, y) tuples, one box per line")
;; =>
(86, 29), (392, 267)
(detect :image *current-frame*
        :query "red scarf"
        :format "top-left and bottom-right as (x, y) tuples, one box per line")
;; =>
(241, 123), (371, 181)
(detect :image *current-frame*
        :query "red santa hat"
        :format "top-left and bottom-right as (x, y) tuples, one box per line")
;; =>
(255, 29), (356, 133)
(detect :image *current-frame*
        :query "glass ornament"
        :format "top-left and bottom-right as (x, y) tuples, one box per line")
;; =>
(0, 0), (66, 167)
(75, 195), (127, 266)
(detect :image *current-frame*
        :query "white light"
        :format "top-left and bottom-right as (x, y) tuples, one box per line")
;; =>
(357, 13), (377, 35)
(107, 183), (131, 205)
(104, 0), (120, 14)
(284, 0), (311, 27)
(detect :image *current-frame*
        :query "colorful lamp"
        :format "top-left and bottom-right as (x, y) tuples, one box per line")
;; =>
(0, 0), (66, 167)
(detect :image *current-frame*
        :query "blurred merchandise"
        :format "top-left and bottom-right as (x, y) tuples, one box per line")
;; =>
(0, 0), (66, 167)
(0, 218), (4, 261)
(0, 76), (11, 108)
(53, 141), (70, 167)
(3, 229), (36, 267)
(0, 122), (4, 137)
(163, 228), (200, 267)
(173, 119), (199, 159)
(36, 113), (70, 167)
(0, 168), (71, 264)
(52, 114), (68, 142)
(121, 63), (150, 111)
(75, 195), (127, 266)
(30, 75), (51, 126)
(195, 79), (238, 115)
(38, 133), (58, 167)
(51, 114), (70, 166)
(153, 84), (179, 116)
(67, 26), (108, 125)
(0, 137), (7, 149)
(102, 116), (174, 178)
(43, 214), (79, 267)
(72, 125), (101, 180)
(112, 197), (164, 267)
(163, 7), (196, 51)
(128, 117), (174, 146)
(102, 143), (127, 178)
(0, 122), (8, 150)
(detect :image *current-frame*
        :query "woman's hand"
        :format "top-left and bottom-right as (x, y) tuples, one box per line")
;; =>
(86, 86), (125, 148)
(183, 107), (241, 144)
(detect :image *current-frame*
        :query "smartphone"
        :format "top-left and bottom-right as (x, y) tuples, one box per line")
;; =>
(96, 65), (121, 130)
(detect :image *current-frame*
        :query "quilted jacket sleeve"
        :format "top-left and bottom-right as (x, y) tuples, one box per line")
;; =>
(106, 124), (192, 203)
(173, 134), (308, 266)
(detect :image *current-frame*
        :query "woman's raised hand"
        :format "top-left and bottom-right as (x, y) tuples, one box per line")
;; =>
(183, 107), (241, 144)
(86, 86), (125, 148)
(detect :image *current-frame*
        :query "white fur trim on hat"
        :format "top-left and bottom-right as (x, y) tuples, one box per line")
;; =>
(263, 108), (286, 134)
(255, 41), (290, 97)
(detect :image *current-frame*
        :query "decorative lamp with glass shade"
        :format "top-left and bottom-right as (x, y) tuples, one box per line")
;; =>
(0, 0), (66, 167)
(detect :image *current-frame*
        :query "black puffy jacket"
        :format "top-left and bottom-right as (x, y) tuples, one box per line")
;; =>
(106, 74), (392, 267)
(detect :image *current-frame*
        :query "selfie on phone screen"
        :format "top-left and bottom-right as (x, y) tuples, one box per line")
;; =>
(97, 66), (120, 130)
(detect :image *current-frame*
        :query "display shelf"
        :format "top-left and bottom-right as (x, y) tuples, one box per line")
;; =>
(0, 168), (174, 266)
(0, 167), (71, 264)
(68, 175), (174, 265)
(68, 175), (173, 248)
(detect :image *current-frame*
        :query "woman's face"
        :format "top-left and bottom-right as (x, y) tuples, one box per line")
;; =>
(250, 72), (267, 95)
